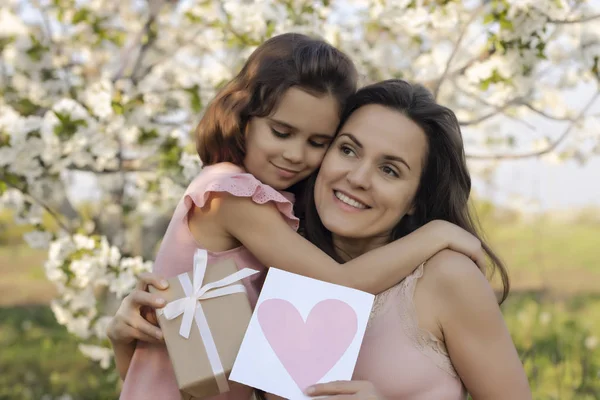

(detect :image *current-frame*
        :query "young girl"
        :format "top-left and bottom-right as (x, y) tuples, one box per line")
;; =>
(109, 33), (485, 400)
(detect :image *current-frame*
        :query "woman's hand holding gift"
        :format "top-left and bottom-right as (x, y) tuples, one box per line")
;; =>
(107, 272), (169, 344)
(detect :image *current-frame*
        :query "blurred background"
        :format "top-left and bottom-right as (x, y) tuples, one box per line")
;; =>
(1, 0), (599, 399)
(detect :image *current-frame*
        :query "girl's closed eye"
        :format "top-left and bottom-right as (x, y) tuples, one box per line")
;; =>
(271, 127), (290, 138)
(309, 139), (328, 148)
(308, 135), (333, 148)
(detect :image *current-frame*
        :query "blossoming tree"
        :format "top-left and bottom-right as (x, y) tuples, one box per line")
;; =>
(1, 0), (599, 367)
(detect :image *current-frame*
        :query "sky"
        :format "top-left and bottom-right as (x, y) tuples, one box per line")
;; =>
(468, 80), (600, 212)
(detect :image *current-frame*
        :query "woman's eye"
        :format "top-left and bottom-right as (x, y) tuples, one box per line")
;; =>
(381, 165), (399, 177)
(340, 144), (355, 156)
(271, 128), (289, 138)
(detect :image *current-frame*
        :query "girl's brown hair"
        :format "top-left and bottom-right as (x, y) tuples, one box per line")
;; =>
(303, 79), (510, 303)
(196, 33), (358, 166)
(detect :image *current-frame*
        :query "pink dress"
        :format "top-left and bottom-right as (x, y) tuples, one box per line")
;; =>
(353, 263), (467, 399)
(120, 163), (299, 400)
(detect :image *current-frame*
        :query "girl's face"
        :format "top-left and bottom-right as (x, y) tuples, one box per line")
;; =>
(314, 104), (428, 240)
(244, 87), (340, 190)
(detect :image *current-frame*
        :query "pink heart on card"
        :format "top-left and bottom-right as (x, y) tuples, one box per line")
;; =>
(257, 298), (358, 390)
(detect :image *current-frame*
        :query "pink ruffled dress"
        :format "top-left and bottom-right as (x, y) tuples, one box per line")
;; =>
(120, 162), (298, 400)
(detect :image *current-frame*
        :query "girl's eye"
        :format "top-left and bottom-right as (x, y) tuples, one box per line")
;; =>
(340, 144), (356, 157)
(309, 137), (333, 148)
(271, 128), (290, 138)
(381, 165), (399, 177)
(309, 140), (328, 148)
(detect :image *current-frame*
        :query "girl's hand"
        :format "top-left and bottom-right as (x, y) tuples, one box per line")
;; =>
(305, 380), (383, 399)
(106, 272), (169, 345)
(427, 220), (486, 271)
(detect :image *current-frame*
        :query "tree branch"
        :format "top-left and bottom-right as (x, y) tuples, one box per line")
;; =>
(2, 178), (73, 233)
(449, 48), (496, 82)
(113, 0), (167, 82)
(130, 17), (159, 84)
(455, 84), (535, 129)
(466, 91), (600, 160)
(37, 4), (73, 96)
(521, 102), (575, 122)
(547, 13), (600, 24)
(433, 6), (484, 100)
(458, 97), (524, 126)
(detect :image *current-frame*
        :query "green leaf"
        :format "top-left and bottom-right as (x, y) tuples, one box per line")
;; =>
(159, 136), (183, 172)
(1, 171), (22, 188)
(25, 35), (49, 62)
(0, 37), (15, 52)
(72, 8), (90, 24)
(265, 20), (276, 38)
(592, 56), (600, 80)
(137, 128), (159, 145)
(53, 112), (88, 140)
(109, 31), (126, 46)
(111, 101), (124, 115)
(0, 131), (8, 147)
(185, 11), (203, 23)
(184, 86), (202, 113)
(13, 98), (40, 116)
(499, 18), (513, 30)
(483, 13), (496, 24)
(147, 179), (160, 192)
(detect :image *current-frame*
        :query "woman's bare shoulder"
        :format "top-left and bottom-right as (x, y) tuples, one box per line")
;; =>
(423, 249), (494, 299)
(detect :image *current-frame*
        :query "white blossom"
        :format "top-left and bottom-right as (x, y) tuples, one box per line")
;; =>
(0, 8), (28, 37)
(83, 79), (114, 120)
(108, 269), (137, 299)
(74, 234), (96, 250)
(93, 316), (113, 340)
(78, 344), (113, 369)
(180, 152), (203, 181)
(23, 230), (53, 249)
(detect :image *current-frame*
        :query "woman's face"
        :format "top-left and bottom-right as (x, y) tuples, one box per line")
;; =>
(314, 104), (429, 240)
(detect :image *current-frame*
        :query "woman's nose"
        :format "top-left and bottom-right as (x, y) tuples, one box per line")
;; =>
(346, 163), (371, 189)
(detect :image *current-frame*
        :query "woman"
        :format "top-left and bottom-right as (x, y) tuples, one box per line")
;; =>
(297, 80), (531, 399)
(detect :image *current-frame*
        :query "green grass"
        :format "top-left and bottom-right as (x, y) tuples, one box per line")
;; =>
(480, 220), (600, 294)
(487, 222), (600, 274)
(0, 306), (120, 399)
(502, 293), (600, 399)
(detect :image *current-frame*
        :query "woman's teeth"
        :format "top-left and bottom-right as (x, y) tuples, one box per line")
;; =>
(334, 191), (367, 209)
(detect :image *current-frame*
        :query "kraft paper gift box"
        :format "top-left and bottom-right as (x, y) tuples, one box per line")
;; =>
(149, 249), (258, 399)
(230, 268), (375, 400)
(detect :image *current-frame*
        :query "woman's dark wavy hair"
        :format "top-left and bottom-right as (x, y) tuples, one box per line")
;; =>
(195, 33), (358, 166)
(303, 79), (510, 303)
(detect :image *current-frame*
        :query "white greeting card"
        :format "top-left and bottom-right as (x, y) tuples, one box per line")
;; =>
(230, 268), (375, 400)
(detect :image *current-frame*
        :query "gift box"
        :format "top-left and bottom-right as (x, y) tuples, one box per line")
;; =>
(230, 268), (375, 400)
(150, 249), (258, 399)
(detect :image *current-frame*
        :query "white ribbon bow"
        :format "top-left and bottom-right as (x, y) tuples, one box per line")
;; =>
(160, 249), (258, 393)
